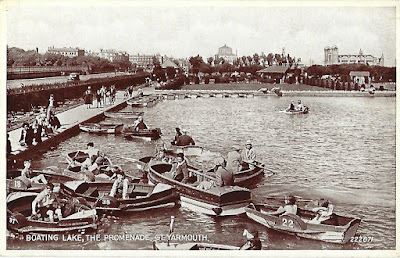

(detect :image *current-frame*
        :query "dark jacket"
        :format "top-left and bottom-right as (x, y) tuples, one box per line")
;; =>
(19, 127), (34, 146)
(176, 135), (195, 146)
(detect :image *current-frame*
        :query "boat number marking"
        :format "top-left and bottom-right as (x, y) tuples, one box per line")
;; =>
(9, 217), (18, 224)
(281, 218), (294, 228)
(13, 180), (22, 188)
(350, 236), (374, 243)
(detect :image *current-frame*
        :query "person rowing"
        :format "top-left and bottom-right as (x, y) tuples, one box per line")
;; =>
(132, 116), (148, 131)
(287, 100), (296, 111)
(295, 100), (304, 111)
(175, 129), (195, 146)
(109, 166), (130, 200)
(241, 140), (257, 169)
(308, 199), (334, 224)
(267, 195), (297, 216)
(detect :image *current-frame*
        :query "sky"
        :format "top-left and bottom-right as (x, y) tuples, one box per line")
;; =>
(3, 1), (397, 66)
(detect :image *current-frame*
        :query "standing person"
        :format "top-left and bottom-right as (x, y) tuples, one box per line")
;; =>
(96, 89), (102, 108)
(100, 85), (107, 105)
(31, 120), (43, 145)
(7, 133), (11, 156)
(214, 157), (233, 186)
(19, 122), (34, 147)
(128, 85), (134, 98)
(47, 94), (55, 122)
(84, 86), (93, 109)
(172, 153), (189, 183)
(226, 145), (242, 173)
(241, 140), (256, 169)
(175, 129), (195, 146)
(110, 85), (116, 105)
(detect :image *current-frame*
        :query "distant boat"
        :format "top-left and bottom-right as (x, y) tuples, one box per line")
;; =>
(79, 123), (124, 134)
(104, 111), (144, 119)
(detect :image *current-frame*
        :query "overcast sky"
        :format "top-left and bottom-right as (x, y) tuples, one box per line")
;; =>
(4, 2), (397, 66)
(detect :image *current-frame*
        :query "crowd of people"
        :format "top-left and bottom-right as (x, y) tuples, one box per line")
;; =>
(84, 85), (116, 109)
(18, 105), (61, 149)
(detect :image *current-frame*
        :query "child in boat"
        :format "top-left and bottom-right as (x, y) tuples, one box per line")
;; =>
(288, 100), (295, 111)
(20, 160), (48, 187)
(109, 167), (130, 200)
(308, 199), (334, 224)
(268, 195), (298, 215)
(172, 153), (189, 183)
(31, 183), (63, 222)
(240, 229), (262, 250)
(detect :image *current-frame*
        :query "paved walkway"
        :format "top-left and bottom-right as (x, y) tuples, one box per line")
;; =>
(8, 90), (140, 155)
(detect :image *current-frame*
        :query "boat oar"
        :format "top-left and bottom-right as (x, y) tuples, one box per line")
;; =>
(120, 157), (147, 169)
(167, 215), (175, 247)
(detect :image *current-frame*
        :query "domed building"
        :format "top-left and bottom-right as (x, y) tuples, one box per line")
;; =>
(215, 44), (238, 64)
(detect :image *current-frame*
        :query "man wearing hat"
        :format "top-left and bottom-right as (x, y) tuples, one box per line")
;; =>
(241, 140), (257, 169)
(226, 145), (242, 173)
(175, 129), (195, 146)
(240, 229), (262, 250)
(214, 157), (233, 187)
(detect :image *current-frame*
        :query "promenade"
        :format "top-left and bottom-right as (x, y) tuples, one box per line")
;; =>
(8, 90), (141, 161)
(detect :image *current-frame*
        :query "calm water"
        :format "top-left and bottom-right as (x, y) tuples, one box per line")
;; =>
(8, 96), (396, 250)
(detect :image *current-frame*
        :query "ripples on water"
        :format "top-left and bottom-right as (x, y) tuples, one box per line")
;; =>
(8, 96), (395, 250)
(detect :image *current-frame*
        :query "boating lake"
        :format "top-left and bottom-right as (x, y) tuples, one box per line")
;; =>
(8, 95), (396, 250)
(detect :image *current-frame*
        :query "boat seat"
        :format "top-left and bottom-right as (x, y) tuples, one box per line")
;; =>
(83, 187), (97, 197)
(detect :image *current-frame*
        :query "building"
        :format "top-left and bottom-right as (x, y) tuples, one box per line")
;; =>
(324, 46), (384, 66)
(47, 46), (85, 57)
(215, 44), (238, 64)
(257, 66), (290, 83)
(129, 53), (161, 67)
(97, 49), (129, 62)
(349, 71), (370, 85)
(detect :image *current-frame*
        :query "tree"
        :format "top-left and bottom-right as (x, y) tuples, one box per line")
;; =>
(241, 56), (247, 66)
(253, 53), (260, 65)
(247, 56), (253, 65)
(266, 53), (274, 66)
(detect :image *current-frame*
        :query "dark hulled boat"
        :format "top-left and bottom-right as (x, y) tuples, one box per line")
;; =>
(7, 191), (97, 234)
(148, 163), (251, 216)
(61, 181), (179, 213)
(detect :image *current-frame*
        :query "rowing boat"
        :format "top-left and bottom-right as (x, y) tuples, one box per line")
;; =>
(7, 191), (97, 234)
(148, 163), (251, 216)
(104, 111), (144, 119)
(245, 203), (361, 244)
(123, 128), (162, 140)
(282, 107), (309, 114)
(79, 123), (124, 134)
(61, 181), (179, 213)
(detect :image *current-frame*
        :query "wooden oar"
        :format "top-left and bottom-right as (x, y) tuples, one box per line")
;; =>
(120, 156), (147, 169)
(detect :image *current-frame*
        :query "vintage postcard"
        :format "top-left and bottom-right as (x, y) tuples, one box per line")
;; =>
(1, 0), (398, 257)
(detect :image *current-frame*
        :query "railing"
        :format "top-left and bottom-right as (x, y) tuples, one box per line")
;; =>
(7, 66), (85, 74)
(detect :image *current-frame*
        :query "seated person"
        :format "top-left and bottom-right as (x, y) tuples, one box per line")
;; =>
(48, 112), (61, 131)
(267, 195), (297, 216)
(175, 129), (195, 146)
(196, 180), (215, 190)
(240, 229), (262, 250)
(226, 145), (242, 173)
(171, 127), (182, 145)
(153, 148), (171, 163)
(31, 120), (43, 145)
(83, 142), (100, 159)
(31, 183), (63, 222)
(288, 100), (295, 111)
(214, 157), (233, 187)
(109, 168), (130, 200)
(20, 160), (48, 186)
(295, 100), (304, 111)
(241, 140), (256, 169)
(132, 117), (148, 131)
(172, 153), (189, 183)
(308, 199), (334, 224)
(19, 122), (34, 147)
